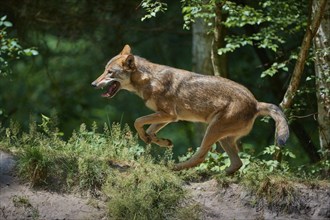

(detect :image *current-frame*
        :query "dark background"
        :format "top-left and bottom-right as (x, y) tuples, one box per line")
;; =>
(0, 0), (318, 164)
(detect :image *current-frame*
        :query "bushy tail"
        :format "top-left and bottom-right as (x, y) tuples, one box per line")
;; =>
(257, 102), (289, 146)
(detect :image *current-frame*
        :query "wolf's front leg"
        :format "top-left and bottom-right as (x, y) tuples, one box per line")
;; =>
(146, 123), (173, 147)
(134, 112), (176, 145)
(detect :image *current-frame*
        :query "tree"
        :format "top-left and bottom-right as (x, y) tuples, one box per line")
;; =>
(211, 2), (228, 78)
(1, 0), (325, 165)
(141, 0), (324, 162)
(181, 0), (228, 77)
(0, 15), (38, 119)
(0, 15), (38, 76)
(184, 1), (229, 145)
(313, 0), (330, 158)
(191, 17), (213, 144)
(280, 0), (328, 111)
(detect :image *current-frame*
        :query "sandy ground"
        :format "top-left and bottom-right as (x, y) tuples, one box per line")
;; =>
(0, 151), (106, 220)
(1, 150), (330, 220)
(186, 179), (330, 220)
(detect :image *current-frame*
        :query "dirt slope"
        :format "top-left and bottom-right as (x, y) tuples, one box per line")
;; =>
(0, 151), (106, 220)
(186, 179), (330, 220)
(1, 151), (329, 220)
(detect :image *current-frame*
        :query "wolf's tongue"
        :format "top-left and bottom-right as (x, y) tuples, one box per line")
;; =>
(101, 82), (119, 98)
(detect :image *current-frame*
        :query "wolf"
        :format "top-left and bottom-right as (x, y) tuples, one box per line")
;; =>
(91, 45), (289, 174)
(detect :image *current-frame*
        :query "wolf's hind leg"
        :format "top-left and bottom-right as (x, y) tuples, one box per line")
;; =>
(146, 123), (173, 147)
(173, 116), (226, 170)
(219, 137), (242, 175)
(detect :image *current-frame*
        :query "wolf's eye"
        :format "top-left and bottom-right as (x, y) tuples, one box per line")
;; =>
(107, 70), (113, 74)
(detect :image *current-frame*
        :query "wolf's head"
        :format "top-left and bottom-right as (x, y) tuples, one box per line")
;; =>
(91, 45), (136, 98)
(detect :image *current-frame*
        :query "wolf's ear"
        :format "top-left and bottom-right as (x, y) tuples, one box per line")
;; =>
(123, 54), (136, 70)
(120, 44), (131, 55)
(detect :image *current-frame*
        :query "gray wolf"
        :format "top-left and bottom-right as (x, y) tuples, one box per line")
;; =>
(91, 45), (289, 174)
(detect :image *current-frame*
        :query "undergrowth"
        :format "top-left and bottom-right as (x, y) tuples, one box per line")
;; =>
(0, 117), (200, 219)
(237, 162), (304, 214)
(179, 142), (330, 215)
(104, 162), (185, 219)
(1, 116), (329, 218)
(1, 117), (144, 190)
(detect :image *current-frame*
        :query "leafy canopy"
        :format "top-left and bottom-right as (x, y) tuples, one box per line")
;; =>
(141, 0), (307, 77)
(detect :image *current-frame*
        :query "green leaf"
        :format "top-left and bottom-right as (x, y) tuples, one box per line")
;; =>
(23, 49), (39, 56)
(0, 15), (7, 21)
(3, 21), (13, 27)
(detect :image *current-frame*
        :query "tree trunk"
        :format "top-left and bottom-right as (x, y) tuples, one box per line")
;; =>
(192, 18), (213, 75)
(280, 0), (328, 110)
(192, 4), (228, 148)
(313, 0), (330, 158)
(211, 2), (228, 78)
(246, 24), (320, 163)
(192, 17), (213, 145)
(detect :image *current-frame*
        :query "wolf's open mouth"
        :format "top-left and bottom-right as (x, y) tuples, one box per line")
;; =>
(101, 81), (120, 98)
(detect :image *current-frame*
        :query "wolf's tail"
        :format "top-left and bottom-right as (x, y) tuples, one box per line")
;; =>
(257, 102), (289, 146)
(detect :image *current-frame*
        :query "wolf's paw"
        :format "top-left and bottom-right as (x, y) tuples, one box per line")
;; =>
(225, 162), (242, 175)
(138, 132), (152, 144)
(156, 138), (173, 148)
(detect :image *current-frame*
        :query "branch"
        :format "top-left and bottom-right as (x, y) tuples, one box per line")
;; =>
(280, 0), (328, 110)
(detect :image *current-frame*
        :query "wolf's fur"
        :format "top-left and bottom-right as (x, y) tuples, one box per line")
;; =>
(92, 45), (289, 174)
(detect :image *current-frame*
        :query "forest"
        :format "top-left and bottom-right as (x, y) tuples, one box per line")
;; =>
(0, 0), (329, 219)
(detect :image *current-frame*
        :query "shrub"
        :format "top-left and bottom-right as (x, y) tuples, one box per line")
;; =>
(103, 162), (185, 220)
(17, 146), (51, 186)
(0, 116), (191, 218)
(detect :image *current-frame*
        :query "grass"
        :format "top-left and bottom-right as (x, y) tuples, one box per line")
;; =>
(104, 163), (185, 219)
(12, 195), (39, 220)
(0, 118), (199, 219)
(1, 116), (329, 218)
(239, 162), (300, 213)
(212, 160), (329, 215)
(17, 146), (50, 186)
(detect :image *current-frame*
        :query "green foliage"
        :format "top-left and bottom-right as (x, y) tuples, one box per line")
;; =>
(211, 152), (321, 214)
(140, 0), (168, 21)
(104, 163), (185, 219)
(0, 116), (197, 218)
(221, 0), (305, 48)
(0, 0), (323, 190)
(17, 146), (51, 186)
(180, 143), (296, 176)
(181, 0), (216, 30)
(1, 115), (328, 218)
(0, 116), (144, 189)
(220, 0), (306, 77)
(179, 0), (307, 77)
(179, 145), (230, 173)
(222, 1), (266, 27)
(297, 148), (330, 179)
(261, 61), (289, 78)
(0, 15), (38, 76)
(212, 156), (329, 214)
(177, 139), (328, 204)
(136, 0), (319, 166)
(241, 164), (304, 213)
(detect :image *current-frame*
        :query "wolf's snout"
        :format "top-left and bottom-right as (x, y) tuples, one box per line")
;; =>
(91, 81), (97, 88)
